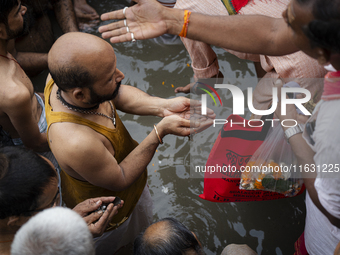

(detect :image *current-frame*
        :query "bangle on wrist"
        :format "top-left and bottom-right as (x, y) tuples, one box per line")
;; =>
(284, 124), (304, 143)
(154, 125), (163, 144)
(178, 10), (191, 38)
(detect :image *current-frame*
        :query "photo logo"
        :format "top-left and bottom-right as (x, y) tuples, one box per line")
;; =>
(197, 82), (222, 115)
(201, 84), (311, 116)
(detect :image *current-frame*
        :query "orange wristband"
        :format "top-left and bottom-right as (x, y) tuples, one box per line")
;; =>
(179, 10), (191, 38)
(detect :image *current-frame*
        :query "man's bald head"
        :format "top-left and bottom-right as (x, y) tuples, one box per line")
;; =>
(134, 218), (203, 255)
(48, 32), (116, 91)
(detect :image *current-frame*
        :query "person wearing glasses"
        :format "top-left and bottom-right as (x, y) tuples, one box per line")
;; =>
(0, 146), (123, 255)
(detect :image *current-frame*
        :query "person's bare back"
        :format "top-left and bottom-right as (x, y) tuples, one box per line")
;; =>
(0, 53), (48, 151)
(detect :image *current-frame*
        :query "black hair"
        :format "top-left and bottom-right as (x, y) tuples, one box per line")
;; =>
(49, 65), (94, 92)
(298, 0), (340, 53)
(0, 0), (18, 27)
(134, 218), (204, 255)
(0, 146), (57, 219)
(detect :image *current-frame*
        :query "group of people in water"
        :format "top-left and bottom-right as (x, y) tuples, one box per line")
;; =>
(0, 0), (340, 254)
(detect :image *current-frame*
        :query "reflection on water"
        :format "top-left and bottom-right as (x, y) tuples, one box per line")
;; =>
(33, 0), (306, 253)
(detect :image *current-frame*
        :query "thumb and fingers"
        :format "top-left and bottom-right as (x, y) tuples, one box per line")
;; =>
(87, 202), (123, 237)
(86, 200), (124, 237)
(175, 84), (192, 93)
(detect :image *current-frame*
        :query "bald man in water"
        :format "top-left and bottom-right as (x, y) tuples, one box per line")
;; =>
(45, 32), (213, 254)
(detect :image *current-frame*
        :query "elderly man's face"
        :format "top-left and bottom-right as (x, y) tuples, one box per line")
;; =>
(282, 0), (317, 59)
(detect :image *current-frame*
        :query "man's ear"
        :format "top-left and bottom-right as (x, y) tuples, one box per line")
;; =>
(72, 88), (87, 102)
(315, 48), (331, 65)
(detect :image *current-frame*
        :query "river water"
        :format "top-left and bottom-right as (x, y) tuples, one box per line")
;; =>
(33, 0), (306, 254)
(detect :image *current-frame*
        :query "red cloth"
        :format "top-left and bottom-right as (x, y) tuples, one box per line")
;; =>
(294, 232), (309, 255)
(232, 0), (249, 13)
(199, 114), (305, 202)
(321, 71), (340, 101)
(221, 0), (249, 14)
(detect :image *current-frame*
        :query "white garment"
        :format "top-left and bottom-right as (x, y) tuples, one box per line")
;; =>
(303, 100), (340, 255)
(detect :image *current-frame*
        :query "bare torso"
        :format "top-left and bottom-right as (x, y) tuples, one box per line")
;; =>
(0, 54), (41, 138)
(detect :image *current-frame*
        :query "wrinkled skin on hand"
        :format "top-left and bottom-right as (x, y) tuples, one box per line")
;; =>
(72, 196), (124, 237)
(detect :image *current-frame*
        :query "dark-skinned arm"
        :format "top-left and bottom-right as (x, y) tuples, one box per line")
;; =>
(99, 0), (299, 56)
(52, 0), (79, 33)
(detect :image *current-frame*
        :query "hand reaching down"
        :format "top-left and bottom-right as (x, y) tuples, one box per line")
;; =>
(72, 196), (124, 237)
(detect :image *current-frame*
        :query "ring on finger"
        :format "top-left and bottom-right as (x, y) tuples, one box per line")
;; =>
(123, 7), (128, 17)
(124, 19), (127, 27)
(131, 32), (136, 42)
(126, 26), (130, 33)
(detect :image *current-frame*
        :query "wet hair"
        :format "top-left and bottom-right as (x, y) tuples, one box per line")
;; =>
(0, 0), (18, 27)
(297, 0), (340, 53)
(134, 218), (204, 255)
(49, 65), (95, 92)
(0, 146), (57, 219)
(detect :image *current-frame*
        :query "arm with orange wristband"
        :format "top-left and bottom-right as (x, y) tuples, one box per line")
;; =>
(99, 0), (297, 56)
(178, 10), (191, 38)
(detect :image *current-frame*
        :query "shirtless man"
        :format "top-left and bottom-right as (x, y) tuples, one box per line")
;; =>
(45, 32), (213, 254)
(0, 0), (49, 152)
(9, 0), (79, 76)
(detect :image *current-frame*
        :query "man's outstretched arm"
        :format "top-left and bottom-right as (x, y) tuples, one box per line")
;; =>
(55, 114), (198, 191)
(113, 85), (215, 133)
(99, 0), (299, 56)
(113, 85), (215, 119)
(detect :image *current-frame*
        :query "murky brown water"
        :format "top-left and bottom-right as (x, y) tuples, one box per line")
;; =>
(31, 0), (306, 254)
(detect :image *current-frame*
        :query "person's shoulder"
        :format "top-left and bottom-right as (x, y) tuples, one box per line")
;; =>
(52, 123), (110, 172)
(0, 79), (31, 109)
(51, 122), (104, 156)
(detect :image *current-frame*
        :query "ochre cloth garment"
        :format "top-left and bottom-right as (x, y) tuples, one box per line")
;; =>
(44, 78), (147, 231)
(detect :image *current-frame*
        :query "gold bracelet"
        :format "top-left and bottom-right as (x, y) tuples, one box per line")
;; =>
(153, 125), (163, 144)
